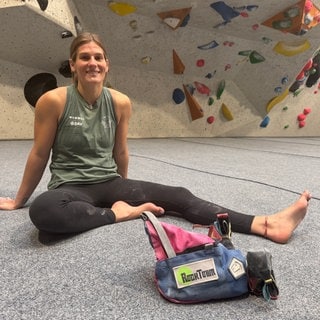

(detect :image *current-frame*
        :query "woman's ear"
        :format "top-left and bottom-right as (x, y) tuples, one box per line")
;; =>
(69, 59), (75, 72)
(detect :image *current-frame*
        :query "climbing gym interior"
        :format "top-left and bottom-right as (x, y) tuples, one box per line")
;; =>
(1, 0), (320, 139)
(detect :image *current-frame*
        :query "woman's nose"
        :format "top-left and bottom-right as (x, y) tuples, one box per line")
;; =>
(88, 56), (97, 65)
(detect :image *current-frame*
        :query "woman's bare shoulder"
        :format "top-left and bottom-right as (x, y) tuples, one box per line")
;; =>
(39, 86), (68, 104)
(107, 87), (130, 104)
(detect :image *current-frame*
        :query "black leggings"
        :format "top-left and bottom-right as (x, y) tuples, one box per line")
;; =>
(29, 177), (254, 234)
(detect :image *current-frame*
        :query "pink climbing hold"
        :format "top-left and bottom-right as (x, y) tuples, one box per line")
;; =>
(299, 121), (306, 128)
(194, 81), (211, 95)
(196, 59), (205, 67)
(240, 12), (249, 18)
(207, 116), (215, 124)
(252, 24), (259, 30)
(304, 108), (311, 115)
(297, 113), (306, 121)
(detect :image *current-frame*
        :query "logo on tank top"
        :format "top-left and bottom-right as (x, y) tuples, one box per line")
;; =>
(101, 116), (113, 129)
(69, 115), (84, 126)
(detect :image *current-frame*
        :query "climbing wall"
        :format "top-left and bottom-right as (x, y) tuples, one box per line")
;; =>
(1, 0), (320, 139)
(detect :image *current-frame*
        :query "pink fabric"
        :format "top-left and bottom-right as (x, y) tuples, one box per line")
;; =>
(146, 221), (215, 261)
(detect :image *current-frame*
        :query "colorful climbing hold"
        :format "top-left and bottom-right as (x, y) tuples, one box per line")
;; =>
(224, 64), (231, 71)
(304, 108), (311, 115)
(249, 51), (265, 63)
(196, 59), (205, 67)
(172, 88), (185, 104)
(299, 121), (306, 128)
(108, 1), (137, 16)
(183, 84), (204, 121)
(238, 50), (265, 63)
(157, 7), (192, 30)
(283, 106), (288, 111)
(240, 12), (249, 18)
(297, 114), (306, 121)
(210, 2), (240, 21)
(208, 97), (214, 105)
(274, 87), (282, 94)
(284, 125), (289, 129)
(260, 116), (270, 128)
(173, 50), (185, 74)
(216, 80), (225, 100)
(221, 103), (233, 121)
(273, 40), (311, 57)
(194, 81), (211, 95)
(281, 76), (289, 84)
(197, 40), (219, 50)
(207, 116), (215, 124)
(266, 88), (289, 113)
(293, 88), (304, 97)
(205, 71), (216, 79)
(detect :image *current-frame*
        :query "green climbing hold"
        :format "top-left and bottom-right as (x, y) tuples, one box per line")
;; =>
(216, 80), (225, 100)
(208, 97), (214, 105)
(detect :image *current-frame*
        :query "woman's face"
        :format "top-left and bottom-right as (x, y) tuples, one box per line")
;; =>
(70, 41), (109, 86)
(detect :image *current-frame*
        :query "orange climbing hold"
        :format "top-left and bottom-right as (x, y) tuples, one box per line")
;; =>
(183, 84), (204, 121)
(157, 7), (192, 30)
(172, 50), (185, 74)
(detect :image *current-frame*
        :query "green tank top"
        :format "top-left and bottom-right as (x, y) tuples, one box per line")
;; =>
(48, 85), (120, 189)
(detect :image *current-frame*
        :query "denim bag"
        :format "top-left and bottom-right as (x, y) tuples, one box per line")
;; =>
(141, 212), (249, 304)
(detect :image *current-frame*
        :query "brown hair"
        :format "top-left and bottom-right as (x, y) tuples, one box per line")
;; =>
(69, 33), (108, 84)
(70, 32), (108, 62)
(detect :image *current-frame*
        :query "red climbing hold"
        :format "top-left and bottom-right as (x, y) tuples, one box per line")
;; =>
(297, 113), (306, 121)
(196, 59), (205, 67)
(207, 116), (215, 124)
(304, 108), (311, 115)
(194, 81), (211, 95)
(299, 121), (306, 128)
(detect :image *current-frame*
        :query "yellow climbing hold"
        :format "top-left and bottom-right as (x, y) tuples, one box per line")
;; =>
(221, 103), (233, 121)
(273, 40), (311, 57)
(108, 1), (137, 16)
(266, 88), (289, 114)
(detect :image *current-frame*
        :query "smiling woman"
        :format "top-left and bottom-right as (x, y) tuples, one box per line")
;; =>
(0, 32), (311, 245)
(69, 33), (109, 97)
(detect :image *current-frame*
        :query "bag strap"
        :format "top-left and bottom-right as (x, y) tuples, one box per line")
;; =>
(141, 211), (176, 258)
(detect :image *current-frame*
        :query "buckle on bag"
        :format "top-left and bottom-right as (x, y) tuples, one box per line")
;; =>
(215, 213), (235, 249)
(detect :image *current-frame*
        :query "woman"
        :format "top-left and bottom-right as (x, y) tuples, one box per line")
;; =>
(0, 33), (311, 243)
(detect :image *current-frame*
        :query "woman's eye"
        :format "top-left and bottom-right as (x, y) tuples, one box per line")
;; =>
(95, 56), (104, 61)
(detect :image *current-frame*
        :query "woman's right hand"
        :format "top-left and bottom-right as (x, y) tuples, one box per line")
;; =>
(0, 197), (19, 210)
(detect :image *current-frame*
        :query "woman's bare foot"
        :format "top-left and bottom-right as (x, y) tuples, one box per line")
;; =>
(111, 201), (165, 223)
(251, 190), (311, 244)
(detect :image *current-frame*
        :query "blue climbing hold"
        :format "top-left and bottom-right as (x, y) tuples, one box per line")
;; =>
(172, 88), (185, 104)
(260, 116), (270, 128)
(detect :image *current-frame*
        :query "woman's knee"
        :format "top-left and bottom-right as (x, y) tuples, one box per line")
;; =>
(29, 190), (65, 233)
